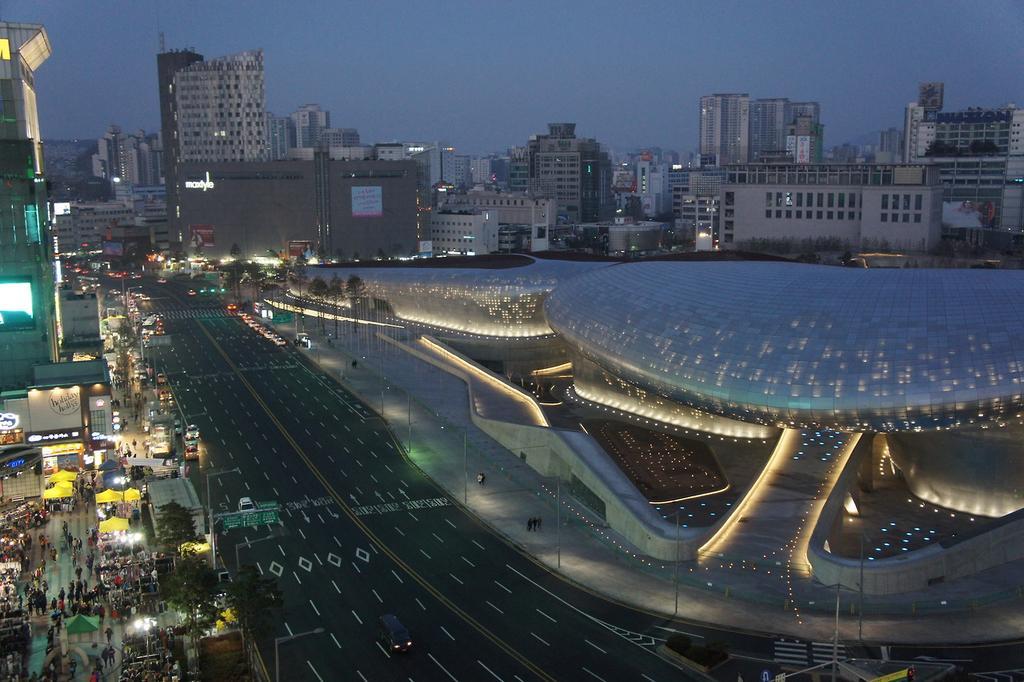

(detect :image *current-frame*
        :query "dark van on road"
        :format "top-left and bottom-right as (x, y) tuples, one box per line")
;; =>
(379, 614), (412, 653)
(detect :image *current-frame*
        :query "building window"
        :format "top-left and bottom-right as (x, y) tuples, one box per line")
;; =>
(838, 193), (845, 208)
(785, 210), (792, 218)
(903, 194), (911, 210)
(827, 193), (835, 208)
(915, 194), (923, 210)
(765, 192), (773, 208)
(903, 213), (910, 223)
(765, 210), (772, 219)
(775, 192), (783, 207)
(891, 193), (899, 208)
(796, 193), (803, 207)
(785, 192), (793, 207)
(775, 210), (782, 218)
(837, 211), (844, 220)
(725, 191), (734, 206)
(817, 193), (824, 207)
(914, 214), (922, 223)
(849, 193), (857, 208)
(881, 213), (888, 222)
(891, 214), (898, 222)
(796, 210), (802, 219)
(881, 194), (889, 209)
(827, 211), (834, 220)
(817, 210), (823, 219)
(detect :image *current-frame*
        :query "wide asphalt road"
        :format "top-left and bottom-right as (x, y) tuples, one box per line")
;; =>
(138, 278), (751, 682)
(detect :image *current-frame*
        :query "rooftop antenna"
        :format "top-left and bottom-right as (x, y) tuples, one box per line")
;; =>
(159, 31), (165, 52)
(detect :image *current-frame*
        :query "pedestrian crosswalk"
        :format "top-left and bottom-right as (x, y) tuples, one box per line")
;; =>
(159, 308), (231, 320)
(773, 639), (848, 667)
(774, 639), (809, 666)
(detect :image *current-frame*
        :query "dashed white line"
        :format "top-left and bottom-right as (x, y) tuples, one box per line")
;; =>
(415, 597), (426, 611)
(484, 601), (504, 615)
(371, 589), (383, 603)
(332, 580), (341, 594)
(461, 556), (476, 568)
(293, 571), (302, 585)
(393, 526), (405, 537)
(419, 549), (431, 560)
(472, 540), (485, 551)
(582, 667), (608, 681)
(330, 632), (341, 649)
(309, 600), (320, 616)
(390, 569), (404, 584)
(448, 573), (463, 585)
(535, 608), (556, 623)
(297, 528), (306, 540)
(432, 532), (444, 543)
(440, 625), (454, 641)
(584, 639), (607, 654)
(477, 660), (504, 681)
(277, 544), (285, 557)
(428, 653), (459, 681)
(530, 632), (549, 646)
(445, 519), (457, 529)
(493, 579), (511, 594)
(351, 610), (362, 625)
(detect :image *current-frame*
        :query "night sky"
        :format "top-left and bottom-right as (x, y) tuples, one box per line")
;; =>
(17, 0), (1024, 154)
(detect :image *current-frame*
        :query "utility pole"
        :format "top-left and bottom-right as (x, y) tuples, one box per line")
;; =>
(858, 532), (865, 641)
(833, 582), (840, 682)
(556, 476), (561, 569)
(674, 511), (681, 616)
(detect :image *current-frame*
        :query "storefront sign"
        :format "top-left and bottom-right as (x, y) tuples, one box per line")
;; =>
(28, 386), (82, 432)
(0, 429), (23, 446)
(28, 429), (81, 444)
(0, 413), (18, 430)
(184, 171), (215, 191)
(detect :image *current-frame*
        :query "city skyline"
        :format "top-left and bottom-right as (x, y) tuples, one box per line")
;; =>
(21, 0), (1024, 154)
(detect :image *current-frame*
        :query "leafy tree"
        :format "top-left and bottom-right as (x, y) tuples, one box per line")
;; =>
(288, 267), (309, 333)
(242, 262), (267, 303)
(328, 275), (344, 337)
(156, 502), (201, 554)
(162, 555), (219, 654)
(222, 261), (246, 302)
(225, 565), (283, 654)
(308, 277), (328, 330)
(229, 243), (241, 258)
(345, 275), (367, 332)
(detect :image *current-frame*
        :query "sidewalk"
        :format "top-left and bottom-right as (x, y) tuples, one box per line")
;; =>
(277, 313), (1024, 646)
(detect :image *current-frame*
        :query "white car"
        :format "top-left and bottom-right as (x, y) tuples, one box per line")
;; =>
(237, 497), (255, 513)
(185, 425), (200, 441)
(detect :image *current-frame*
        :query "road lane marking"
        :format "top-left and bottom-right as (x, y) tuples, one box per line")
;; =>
(584, 640), (607, 654)
(493, 580), (511, 594)
(449, 573), (463, 585)
(530, 632), (549, 646)
(293, 571), (302, 584)
(374, 642), (390, 659)
(485, 601), (504, 615)
(428, 653), (459, 681)
(391, 569), (403, 584)
(446, 519), (457, 529)
(309, 600), (320, 616)
(419, 549), (431, 559)
(351, 610), (362, 625)
(277, 545), (285, 557)
(372, 589), (383, 603)
(351, 562), (361, 574)
(440, 626), (454, 641)
(472, 540), (486, 551)
(477, 660), (504, 681)
(432, 532), (444, 543)
(461, 556), (476, 568)
(416, 597), (426, 611)
(330, 632), (341, 648)
(536, 608), (556, 623)
(393, 526), (405, 536)
(332, 580), (341, 593)
(582, 668), (607, 681)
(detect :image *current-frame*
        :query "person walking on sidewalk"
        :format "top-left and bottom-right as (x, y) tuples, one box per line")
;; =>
(105, 625), (113, 645)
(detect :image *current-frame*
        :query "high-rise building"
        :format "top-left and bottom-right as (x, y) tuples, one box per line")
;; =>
(525, 123), (612, 223)
(175, 51), (266, 164)
(265, 113), (295, 160)
(291, 104), (330, 149)
(92, 125), (162, 186)
(157, 47), (203, 242)
(318, 128), (360, 147)
(0, 23), (57, 389)
(700, 94), (750, 165)
(785, 115), (825, 164)
(786, 101), (821, 125)
(749, 98), (789, 161)
(879, 128), (904, 156)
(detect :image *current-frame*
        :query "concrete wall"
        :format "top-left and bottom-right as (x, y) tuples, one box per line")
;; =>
(381, 333), (713, 560)
(808, 432), (1024, 595)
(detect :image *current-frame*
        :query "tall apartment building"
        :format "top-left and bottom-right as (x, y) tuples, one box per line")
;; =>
(291, 104), (329, 149)
(92, 125), (163, 186)
(749, 98), (789, 160)
(265, 113), (294, 160)
(0, 23), (57, 389)
(525, 123), (612, 223)
(157, 48), (203, 241)
(319, 128), (360, 147)
(699, 94), (750, 165)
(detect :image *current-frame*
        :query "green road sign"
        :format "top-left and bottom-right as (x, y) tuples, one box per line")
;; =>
(272, 312), (293, 323)
(256, 501), (278, 509)
(220, 509), (281, 530)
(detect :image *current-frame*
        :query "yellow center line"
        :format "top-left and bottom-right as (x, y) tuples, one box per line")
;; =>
(196, 319), (554, 682)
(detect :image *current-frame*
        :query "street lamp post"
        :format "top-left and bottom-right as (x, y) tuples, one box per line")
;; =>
(275, 628), (324, 682)
(206, 467), (241, 569)
(235, 533), (277, 571)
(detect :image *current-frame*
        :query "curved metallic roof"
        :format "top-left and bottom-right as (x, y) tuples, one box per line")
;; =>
(544, 262), (1024, 430)
(306, 258), (607, 338)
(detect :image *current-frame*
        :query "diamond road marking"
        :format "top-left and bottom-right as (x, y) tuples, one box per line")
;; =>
(268, 561), (283, 577)
(355, 547), (370, 563)
(327, 553), (342, 567)
(298, 557), (313, 572)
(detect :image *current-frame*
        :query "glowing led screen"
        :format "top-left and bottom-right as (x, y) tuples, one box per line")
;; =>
(0, 280), (34, 331)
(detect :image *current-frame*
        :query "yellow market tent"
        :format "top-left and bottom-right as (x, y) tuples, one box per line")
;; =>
(98, 517), (129, 533)
(122, 488), (142, 502)
(48, 470), (78, 484)
(43, 484), (74, 500)
(95, 489), (124, 504)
